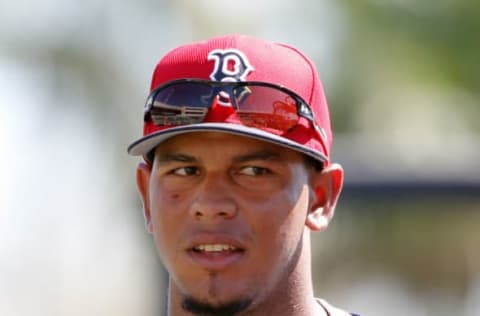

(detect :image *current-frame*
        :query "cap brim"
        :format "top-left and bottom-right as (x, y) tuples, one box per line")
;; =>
(127, 123), (327, 162)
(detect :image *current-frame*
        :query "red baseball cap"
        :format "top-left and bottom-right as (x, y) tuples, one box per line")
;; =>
(127, 34), (333, 164)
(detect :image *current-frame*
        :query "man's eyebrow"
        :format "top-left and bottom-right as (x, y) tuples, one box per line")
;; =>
(155, 153), (198, 164)
(232, 150), (282, 164)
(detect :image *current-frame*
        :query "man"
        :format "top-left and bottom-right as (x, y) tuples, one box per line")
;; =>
(128, 35), (359, 316)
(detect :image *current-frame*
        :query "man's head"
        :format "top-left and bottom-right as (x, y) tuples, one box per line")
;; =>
(128, 34), (333, 166)
(129, 35), (344, 315)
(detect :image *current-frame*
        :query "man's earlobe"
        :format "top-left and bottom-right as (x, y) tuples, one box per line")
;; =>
(305, 163), (344, 231)
(136, 162), (153, 233)
(306, 206), (330, 231)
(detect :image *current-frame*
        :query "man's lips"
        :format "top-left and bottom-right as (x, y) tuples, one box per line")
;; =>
(185, 233), (246, 251)
(193, 244), (239, 252)
(185, 234), (246, 270)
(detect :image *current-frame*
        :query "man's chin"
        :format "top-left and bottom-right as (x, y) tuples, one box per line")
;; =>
(181, 295), (252, 316)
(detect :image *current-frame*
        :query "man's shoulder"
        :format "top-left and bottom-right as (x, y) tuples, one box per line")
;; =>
(316, 298), (361, 316)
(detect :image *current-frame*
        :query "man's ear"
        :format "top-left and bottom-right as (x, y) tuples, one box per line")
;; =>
(136, 162), (153, 233)
(306, 163), (344, 231)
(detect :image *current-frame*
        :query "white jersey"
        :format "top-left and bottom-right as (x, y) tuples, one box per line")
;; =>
(317, 298), (360, 316)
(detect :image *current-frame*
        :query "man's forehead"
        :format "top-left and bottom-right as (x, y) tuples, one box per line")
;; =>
(153, 132), (304, 162)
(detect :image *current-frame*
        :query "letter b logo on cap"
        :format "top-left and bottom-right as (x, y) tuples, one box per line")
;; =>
(208, 49), (254, 82)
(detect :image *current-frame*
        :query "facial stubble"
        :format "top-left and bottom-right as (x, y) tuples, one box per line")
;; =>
(181, 272), (253, 316)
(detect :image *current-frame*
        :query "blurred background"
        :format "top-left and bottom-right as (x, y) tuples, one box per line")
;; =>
(1, 0), (479, 315)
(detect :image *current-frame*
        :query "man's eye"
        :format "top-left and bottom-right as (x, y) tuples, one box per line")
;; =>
(239, 166), (271, 176)
(172, 166), (199, 176)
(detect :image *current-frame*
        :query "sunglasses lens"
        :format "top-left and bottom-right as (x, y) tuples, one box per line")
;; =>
(233, 85), (299, 132)
(147, 81), (302, 132)
(149, 82), (213, 125)
(155, 82), (213, 106)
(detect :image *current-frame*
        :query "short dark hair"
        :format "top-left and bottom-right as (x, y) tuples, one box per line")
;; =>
(303, 155), (324, 172)
(145, 150), (155, 166)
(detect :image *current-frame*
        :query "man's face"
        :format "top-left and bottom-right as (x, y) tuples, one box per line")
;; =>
(137, 132), (326, 313)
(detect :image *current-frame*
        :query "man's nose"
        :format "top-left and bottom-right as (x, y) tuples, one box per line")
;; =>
(189, 174), (237, 220)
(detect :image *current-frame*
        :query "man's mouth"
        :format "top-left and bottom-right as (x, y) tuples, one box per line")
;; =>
(187, 241), (245, 270)
(193, 244), (239, 252)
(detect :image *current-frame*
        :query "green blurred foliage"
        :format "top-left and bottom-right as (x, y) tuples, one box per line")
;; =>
(331, 0), (480, 133)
